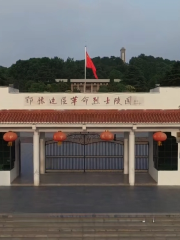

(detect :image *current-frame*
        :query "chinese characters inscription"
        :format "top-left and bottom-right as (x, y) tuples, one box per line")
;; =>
(104, 97), (110, 104)
(81, 97), (89, 105)
(71, 96), (78, 106)
(92, 97), (100, 105)
(61, 97), (67, 105)
(49, 97), (57, 104)
(37, 97), (45, 105)
(25, 96), (33, 105)
(114, 97), (122, 105)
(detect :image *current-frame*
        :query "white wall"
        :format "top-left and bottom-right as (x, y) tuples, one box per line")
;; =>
(10, 138), (20, 183)
(0, 86), (180, 110)
(0, 165), (18, 186)
(148, 133), (158, 182)
(0, 171), (10, 186)
(10, 161), (18, 183)
(158, 172), (180, 185)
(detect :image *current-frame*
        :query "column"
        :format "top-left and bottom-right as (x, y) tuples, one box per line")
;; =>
(124, 132), (129, 174)
(91, 83), (93, 92)
(97, 83), (100, 91)
(15, 135), (20, 177)
(129, 131), (135, 185)
(33, 130), (40, 186)
(77, 83), (80, 91)
(148, 132), (153, 170)
(40, 132), (45, 174)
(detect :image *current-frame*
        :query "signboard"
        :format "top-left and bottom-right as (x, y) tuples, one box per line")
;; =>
(24, 95), (144, 107)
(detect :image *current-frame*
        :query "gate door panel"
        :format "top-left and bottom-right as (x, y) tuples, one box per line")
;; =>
(45, 133), (149, 171)
(85, 141), (123, 170)
(46, 140), (84, 170)
(45, 133), (123, 171)
(135, 142), (149, 170)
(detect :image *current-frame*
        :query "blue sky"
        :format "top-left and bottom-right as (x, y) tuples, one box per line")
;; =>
(0, 0), (179, 67)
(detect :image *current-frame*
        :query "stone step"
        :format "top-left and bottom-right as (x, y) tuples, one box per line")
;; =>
(2, 222), (180, 228)
(0, 221), (180, 228)
(0, 231), (180, 238)
(1, 217), (180, 222)
(1, 215), (180, 239)
(1, 214), (180, 218)
(2, 238), (179, 240)
(1, 226), (180, 232)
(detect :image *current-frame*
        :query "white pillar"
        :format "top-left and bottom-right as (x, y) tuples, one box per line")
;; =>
(15, 136), (20, 177)
(129, 131), (135, 185)
(40, 132), (45, 174)
(148, 132), (153, 170)
(91, 83), (93, 92)
(124, 132), (129, 174)
(33, 130), (40, 186)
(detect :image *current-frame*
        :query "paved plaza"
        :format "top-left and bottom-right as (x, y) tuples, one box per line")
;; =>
(1, 142), (180, 214)
(1, 185), (180, 213)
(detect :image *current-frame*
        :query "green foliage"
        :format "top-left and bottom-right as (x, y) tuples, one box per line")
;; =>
(123, 65), (148, 92)
(98, 83), (126, 92)
(108, 82), (126, 92)
(125, 85), (136, 92)
(98, 85), (109, 92)
(0, 54), (178, 92)
(160, 61), (180, 86)
(28, 82), (46, 92)
(129, 54), (175, 81)
(23, 80), (70, 93)
(73, 87), (81, 93)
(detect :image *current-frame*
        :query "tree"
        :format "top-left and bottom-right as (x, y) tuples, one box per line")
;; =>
(108, 82), (126, 92)
(123, 65), (148, 92)
(109, 69), (122, 80)
(47, 82), (70, 92)
(125, 85), (136, 92)
(160, 61), (180, 86)
(0, 54), (177, 92)
(98, 85), (109, 92)
(28, 82), (47, 92)
(98, 83), (126, 92)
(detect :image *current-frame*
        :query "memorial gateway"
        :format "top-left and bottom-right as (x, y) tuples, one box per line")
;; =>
(0, 85), (180, 186)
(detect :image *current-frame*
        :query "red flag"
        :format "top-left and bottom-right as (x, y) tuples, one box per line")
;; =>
(86, 51), (98, 79)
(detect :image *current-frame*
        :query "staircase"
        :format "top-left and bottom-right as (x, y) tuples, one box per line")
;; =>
(1, 214), (180, 239)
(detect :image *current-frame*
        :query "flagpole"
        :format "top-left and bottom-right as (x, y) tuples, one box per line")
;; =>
(84, 46), (86, 93)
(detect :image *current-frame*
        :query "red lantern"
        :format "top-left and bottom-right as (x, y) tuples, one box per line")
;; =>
(100, 130), (114, 141)
(3, 131), (18, 146)
(53, 131), (67, 145)
(153, 131), (167, 146)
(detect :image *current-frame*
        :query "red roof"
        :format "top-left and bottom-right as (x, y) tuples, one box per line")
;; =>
(0, 109), (180, 124)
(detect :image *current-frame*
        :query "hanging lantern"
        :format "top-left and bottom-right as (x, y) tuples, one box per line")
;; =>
(153, 131), (167, 146)
(53, 131), (67, 145)
(100, 130), (114, 141)
(3, 131), (18, 146)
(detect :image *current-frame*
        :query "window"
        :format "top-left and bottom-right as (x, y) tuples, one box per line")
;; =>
(153, 132), (178, 171)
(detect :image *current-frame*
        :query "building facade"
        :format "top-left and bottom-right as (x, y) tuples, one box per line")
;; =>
(55, 79), (121, 92)
(0, 86), (180, 186)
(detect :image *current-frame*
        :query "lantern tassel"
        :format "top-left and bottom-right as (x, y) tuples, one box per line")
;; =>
(7, 141), (12, 147)
(158, 141), (162, 146)
(58, 141), (62, 146)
